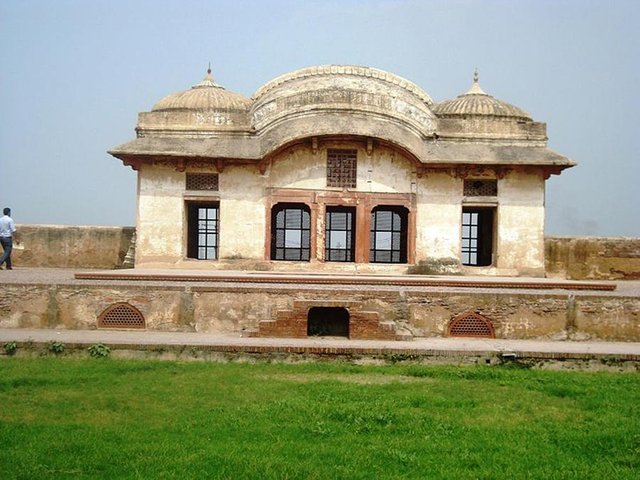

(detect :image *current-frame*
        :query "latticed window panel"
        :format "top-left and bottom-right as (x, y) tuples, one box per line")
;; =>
(369, 206), (408, 263)
(187, 203), (219, 260)
(98, 303), (145, 330)
(448, 311), (495, 338)
(327, 149), (357, 188)
(325, 207), (356, 262)
(464, 179), (497, 197)
(186, 173), (219, 191)
(271, 203), (311, 261)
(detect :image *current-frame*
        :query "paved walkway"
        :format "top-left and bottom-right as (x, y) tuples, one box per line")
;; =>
(2, 267), (639, 296)
(1, 328), (639, 360)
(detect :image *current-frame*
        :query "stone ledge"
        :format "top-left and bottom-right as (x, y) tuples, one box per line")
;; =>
(3, 340), (639, 370)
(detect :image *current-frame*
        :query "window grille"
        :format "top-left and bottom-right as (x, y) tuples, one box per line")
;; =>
(186, 173), (219, 191)
(271, 204), (311, 261)
(370, 206), (408, 263)
(98, 303), (145, 329)
(464, 179), (497, 196)
(325, 207), (356, 262)
(448, 311), (495, 338)
(327, 149), (357, 188)
(187, 202), (219, 260)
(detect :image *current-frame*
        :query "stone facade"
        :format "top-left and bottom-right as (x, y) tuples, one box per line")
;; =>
(109, 65), (575, 276)
(1, 282), (637, 342)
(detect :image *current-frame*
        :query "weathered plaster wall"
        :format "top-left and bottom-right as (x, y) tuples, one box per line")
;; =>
(495, 170), (546, 276)
(546, 237), (640, 280)
(268, 143), (414, 193)
(137, 165), (185, 265)
(1, 283), (637, 341)
(366, 147), (414, 193)
(415, 171), (462, 263)
(409, 293), (569, 339)
(218, 165), (265, 259)
(0, 284), (189, 331)
(268, 144), (326, 190)
(10, 225), (134, 269)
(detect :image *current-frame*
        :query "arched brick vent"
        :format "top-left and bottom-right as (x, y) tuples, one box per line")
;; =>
(448, 311), (495, 338)
(98, 303), (145, 330)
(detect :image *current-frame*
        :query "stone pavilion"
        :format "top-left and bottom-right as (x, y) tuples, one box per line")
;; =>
(109, 65), (575, 277)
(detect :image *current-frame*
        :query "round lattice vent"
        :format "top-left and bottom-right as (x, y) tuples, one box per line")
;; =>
(98, 303), (145, 330)
(448, 311), (495, 338)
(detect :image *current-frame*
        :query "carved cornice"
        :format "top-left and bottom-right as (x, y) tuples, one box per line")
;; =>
(416, 165), (512, 179)
(543, 166), (564, 179)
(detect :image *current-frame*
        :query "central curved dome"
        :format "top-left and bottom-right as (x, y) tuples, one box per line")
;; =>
(250, 65), (437, 140)
(253, 65), (434, 104)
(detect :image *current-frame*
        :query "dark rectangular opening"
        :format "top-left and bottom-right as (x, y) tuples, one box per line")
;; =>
(461, 207), (494, 266)
(187, 202), (219, 260)
(307, 307), (350, 337)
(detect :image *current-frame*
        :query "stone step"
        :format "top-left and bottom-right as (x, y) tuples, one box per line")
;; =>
(380, 321), (397, 332)
(395, 327), (414, 341)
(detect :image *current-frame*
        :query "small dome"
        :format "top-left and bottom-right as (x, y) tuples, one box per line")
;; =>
(152, 68), (251, 113)
(433, 72), (531, 121)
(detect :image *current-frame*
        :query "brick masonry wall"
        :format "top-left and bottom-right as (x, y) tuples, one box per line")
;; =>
(1, 283), (638, 341)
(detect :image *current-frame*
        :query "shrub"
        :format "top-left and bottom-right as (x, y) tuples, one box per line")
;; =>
(88, 343), (111, 358)
(3, 341), (17, 356)
(48, 341), (65, 354)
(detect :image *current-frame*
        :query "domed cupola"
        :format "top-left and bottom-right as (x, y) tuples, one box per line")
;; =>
(432, 71), (547, 143)
(136, 67), (251, 137)
(152, 67), (251, 113)
(432, 71), (531, 121)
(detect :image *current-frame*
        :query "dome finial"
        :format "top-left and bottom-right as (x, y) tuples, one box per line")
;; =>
(465, 68), (486, 95)
(192, 62), (220, 89)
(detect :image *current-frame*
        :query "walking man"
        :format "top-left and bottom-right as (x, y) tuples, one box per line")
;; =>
(0, 207), (17, 270)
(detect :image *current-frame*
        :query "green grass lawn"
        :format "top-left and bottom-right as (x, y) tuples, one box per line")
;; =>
(0, 358), (638, 479)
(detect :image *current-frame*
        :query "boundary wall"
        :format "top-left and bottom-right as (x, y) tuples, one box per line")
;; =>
(8, 225), (640, 281)
(11, 225), (135, 269)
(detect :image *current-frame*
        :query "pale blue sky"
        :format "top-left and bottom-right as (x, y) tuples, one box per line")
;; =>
(1, 0), (638, 235)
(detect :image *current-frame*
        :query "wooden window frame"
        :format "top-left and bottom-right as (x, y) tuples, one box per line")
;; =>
(369, 206), (408, 264)
(186, 202), (220, 260)
(461, 207), (495, 267)
(271, 203), (311, 261)
(325, 206), (356, 262)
